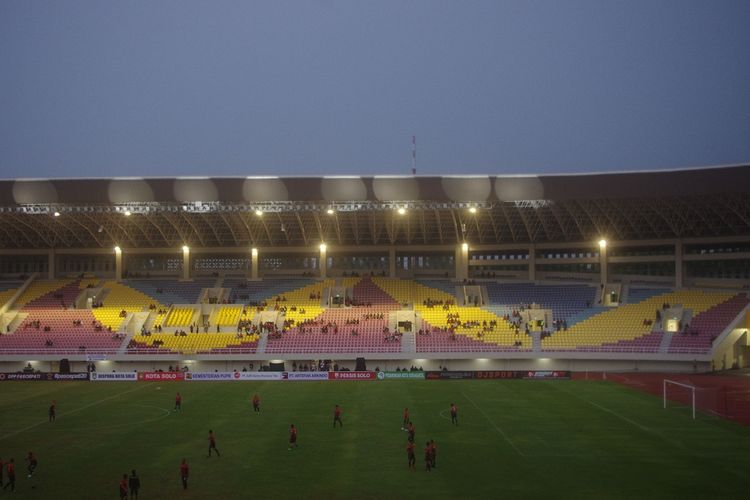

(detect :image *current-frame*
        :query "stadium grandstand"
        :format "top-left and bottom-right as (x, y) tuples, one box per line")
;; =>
(0, 165), (749, 373)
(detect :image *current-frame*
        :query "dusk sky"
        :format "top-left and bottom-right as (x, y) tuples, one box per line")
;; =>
(1, 0), (749, 179)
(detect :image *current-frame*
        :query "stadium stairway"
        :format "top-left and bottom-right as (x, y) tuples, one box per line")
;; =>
(658, 330), (673, 353)
(401, 330), (416, 354)
(255, 332), (268, 353)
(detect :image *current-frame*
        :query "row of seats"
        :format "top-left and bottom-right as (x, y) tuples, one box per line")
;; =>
(91, 281), (168, 330)
(542, 289), (738, 350)
(133, 332), (260, 352)
(372, 278), (530, 349)
(125, 279), (214, 305)
(485, 282), (596, 321)
(214, 305), (244, 326)
(164, 307), (196, 327)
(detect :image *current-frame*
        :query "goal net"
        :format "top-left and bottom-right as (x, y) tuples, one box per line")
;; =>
(663, 380), (696, 419)
(663, 379), (724, 419)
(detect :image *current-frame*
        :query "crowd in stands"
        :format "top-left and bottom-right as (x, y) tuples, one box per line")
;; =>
(147, 304), (169, 315)
(423, 298), (454, 309)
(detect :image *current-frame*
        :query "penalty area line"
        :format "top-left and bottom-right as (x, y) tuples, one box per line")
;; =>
(461, 391), (525, 457)
(0, 383), (149, 442)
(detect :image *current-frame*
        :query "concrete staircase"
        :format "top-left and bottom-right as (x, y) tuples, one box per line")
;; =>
(658, 332), (673, 353)
(256, 332), (268, 354)
(530, 331), (542, 352)
(401, 331), (416, 354)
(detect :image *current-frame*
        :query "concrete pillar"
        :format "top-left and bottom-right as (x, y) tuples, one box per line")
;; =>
(528, 246), (536, 281)
(250, 248), (259, 280)
(114, 247), (123, 283)
(389, 247), (396, 278)
(319, 244), (327, 279)
(48, 249), (55, 280)
(182, 246), (191, 281)
(675, 240), (683, 289)
(598, 240), (608, 287)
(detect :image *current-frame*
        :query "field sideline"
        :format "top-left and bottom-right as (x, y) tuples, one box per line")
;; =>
(0, 379), (748, 499)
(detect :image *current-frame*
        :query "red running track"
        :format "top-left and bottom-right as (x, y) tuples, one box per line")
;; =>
(572, 372), (750, 427)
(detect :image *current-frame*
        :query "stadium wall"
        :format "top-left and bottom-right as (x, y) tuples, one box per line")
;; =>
(0, 358), (708, 375)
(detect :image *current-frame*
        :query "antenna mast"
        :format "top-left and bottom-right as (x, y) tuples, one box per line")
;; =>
(411, 135), (416, 175)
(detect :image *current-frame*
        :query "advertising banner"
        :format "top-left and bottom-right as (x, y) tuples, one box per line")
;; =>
(239, 372), (283, 381)
(377, 371), (425, 380)
(425, 370), (572, 380)
(89, 372), (137, 382)
(137, 371), (185, 381)
(284, 372), (329, 381)
(474, 371), (523, 379)
(0, 372), (90, 381)
(425, 371), (475, 380)
(0, 372), (44, 381)
(522, 371), (571, 379)
(328, 371), (377, 381)
(185, 372), (239, 381)
(52, 373), (89, 380)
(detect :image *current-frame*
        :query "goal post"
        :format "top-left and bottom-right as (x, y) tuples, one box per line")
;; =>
(663, 379), (696, 419)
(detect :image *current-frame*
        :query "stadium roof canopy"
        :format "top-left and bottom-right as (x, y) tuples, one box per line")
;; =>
(0, 165), (749, 249)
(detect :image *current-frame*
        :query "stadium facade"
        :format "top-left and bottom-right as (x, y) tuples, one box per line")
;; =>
(0, 165), (749, 373)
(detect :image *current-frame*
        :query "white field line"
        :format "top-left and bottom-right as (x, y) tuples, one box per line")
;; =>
(550, 384), (689, 452)
(461, 391), (525, 457)
(0, 383), (148, 441)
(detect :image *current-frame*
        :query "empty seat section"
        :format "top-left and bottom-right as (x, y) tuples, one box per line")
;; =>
(215, 305), (244, 326)
(125, 279), (214, 304)
(542, 289), (736, 351)
(0, 281), (24, 307)
(485, 282), (597, 322)
(164, 307), (195, 327)
(91, 281), (168, 330)
(13, 280), (75, 308)
(224, 278), (315, 304)
(668, 294), (750, 354)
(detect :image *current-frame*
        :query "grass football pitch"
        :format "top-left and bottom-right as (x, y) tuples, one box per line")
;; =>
(1, 379), (748, 499)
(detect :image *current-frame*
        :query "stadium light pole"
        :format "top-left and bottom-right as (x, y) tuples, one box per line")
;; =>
(598, 239), (608, 288)
(48, 248), (56, 280)
(182, 245), (191, 281)
(674, 240), (684, 288)
(457, 242), (469, 281)
(389, 246), (396, 279)
(319, 243), (327, 279)
(250, 247), (259, 281)
(114, 246), (123, 283)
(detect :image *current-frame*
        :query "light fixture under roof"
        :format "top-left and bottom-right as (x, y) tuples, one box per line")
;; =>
(255, 210), (263, 216)
(397, 207), (406, 215)
(469, 207), (477, 214)
(124, 210), (132, 216)
(53, 211), (60, 217)
(326, 208), (335, 215)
